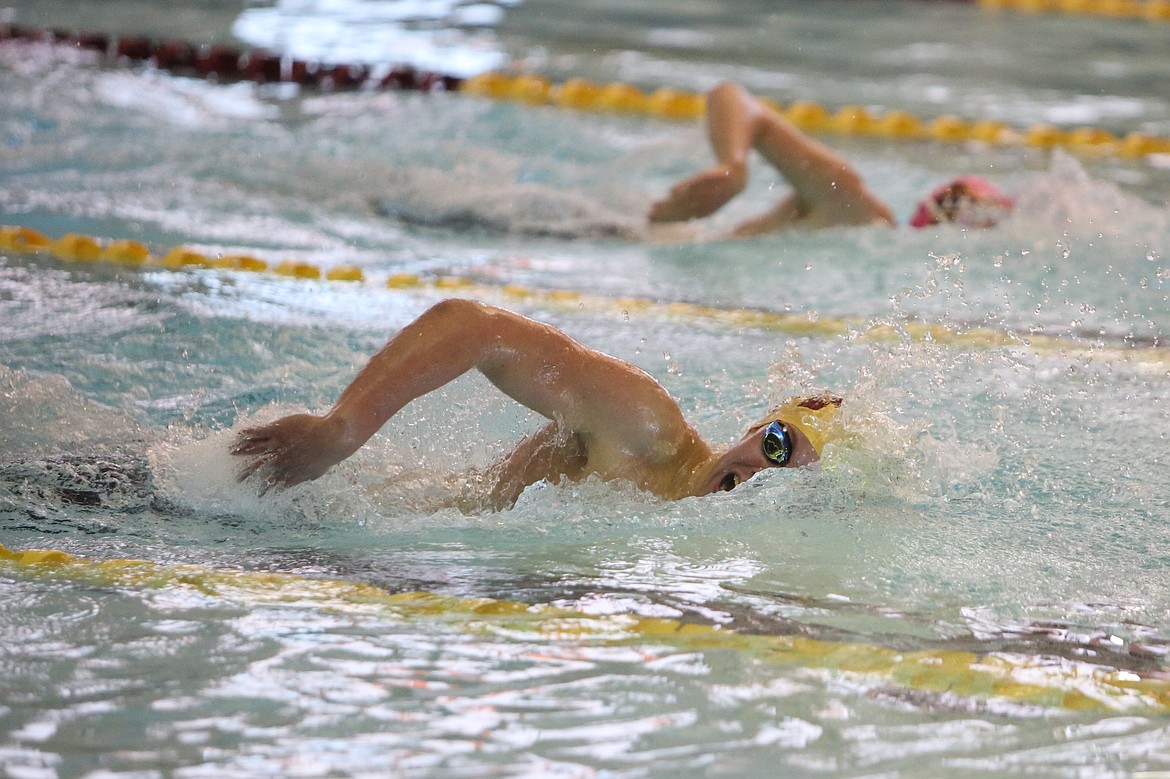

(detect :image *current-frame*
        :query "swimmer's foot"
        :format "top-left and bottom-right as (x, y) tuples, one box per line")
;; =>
(648, 163), (747, 223)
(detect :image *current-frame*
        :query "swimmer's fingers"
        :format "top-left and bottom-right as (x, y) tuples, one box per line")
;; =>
(234, 415), (349, 496)
(229, 432), (268, 456)
(233, 451), (310, 496)
(230, 414), (328, 493)
(230, 421), (292, 456)
(230, 428), (285, 492)
(230, 413), (323, 458)
(649, 165), (746, 223)
(233, 451), (272, 487)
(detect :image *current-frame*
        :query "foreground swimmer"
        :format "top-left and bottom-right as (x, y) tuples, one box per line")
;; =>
(649, 81), (1013, 236)
(232, 299), (841, 508)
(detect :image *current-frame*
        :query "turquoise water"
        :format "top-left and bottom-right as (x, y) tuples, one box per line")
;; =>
(3, 1), (1170, 776)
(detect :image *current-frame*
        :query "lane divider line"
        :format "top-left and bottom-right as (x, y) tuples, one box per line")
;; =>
(3, 542), (1168, 713)
(3, 224), (1167, 362)
(3, 24), (1169, 160)
(458, 71), (1170, 160)
(0, 22), (464, 93)
(977, 0), (1170, 21)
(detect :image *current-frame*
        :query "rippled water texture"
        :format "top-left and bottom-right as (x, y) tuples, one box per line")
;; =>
(2, 1), (1170, 777)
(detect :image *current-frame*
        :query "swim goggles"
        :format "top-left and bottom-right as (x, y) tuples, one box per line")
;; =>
(761, 421), (793, 467)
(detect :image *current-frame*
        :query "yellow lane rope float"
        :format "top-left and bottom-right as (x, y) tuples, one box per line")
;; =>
(3, 225), (1167, 365)
(3, 24), (1169, 161)
(2, 542), (1167, 713)
(459, 72), (1170, 160)
(978, 0), (1170, 20)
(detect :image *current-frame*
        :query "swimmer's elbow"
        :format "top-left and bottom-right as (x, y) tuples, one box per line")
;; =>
(421, 299), (503, 344)
(424, 297), (490, 322)
(420, 299), (531, 367)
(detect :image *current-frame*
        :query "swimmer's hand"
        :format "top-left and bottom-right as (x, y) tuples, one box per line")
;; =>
(230, 413), (355, 495)
(648, 163), (747, 223)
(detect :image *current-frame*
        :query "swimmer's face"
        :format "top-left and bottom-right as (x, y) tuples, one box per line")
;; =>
(934, 181), (1000, 226)
(698, 420), (819, 495)
(910, 176), (1013, 229)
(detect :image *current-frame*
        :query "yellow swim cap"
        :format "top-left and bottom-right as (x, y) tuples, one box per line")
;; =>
(750, 393), (843, 458)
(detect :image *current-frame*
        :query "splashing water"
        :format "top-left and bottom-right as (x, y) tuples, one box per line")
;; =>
(3, 1), (1170, 776)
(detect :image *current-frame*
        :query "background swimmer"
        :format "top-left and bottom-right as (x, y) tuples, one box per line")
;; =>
(231, 299), (840, 509)
(650, 81), (1013, 236)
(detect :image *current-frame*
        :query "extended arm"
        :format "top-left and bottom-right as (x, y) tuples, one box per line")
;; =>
(231, 299), (691, 491)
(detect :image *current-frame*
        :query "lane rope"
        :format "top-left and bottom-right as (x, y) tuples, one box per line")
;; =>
(0, 22), (464, 93)
(977, 0), (1170, 20)
(3, 224), (1167, 362)
(3, 23), (1169, 160)
(3, 542), (1167, 713)
(459, 71), (1170, 160)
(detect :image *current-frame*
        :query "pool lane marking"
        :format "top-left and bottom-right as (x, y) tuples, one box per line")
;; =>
(2, 542), (1167, 713)
(979, 0), (1170, 21)
(3, 24), (1169, 162)
(3, 224), (1167, 365)
(0, 22), (462, 93)
(459, 72), (1170, 161)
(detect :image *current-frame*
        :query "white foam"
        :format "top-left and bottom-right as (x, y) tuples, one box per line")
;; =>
(94, 71), (279, 126)
(231, 0), (509, 76)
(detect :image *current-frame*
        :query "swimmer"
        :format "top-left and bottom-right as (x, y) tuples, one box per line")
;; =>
(231, 299), (841, 509)
(649, 81), (1012, 236)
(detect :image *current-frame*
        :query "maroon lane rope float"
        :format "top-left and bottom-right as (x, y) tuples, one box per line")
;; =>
(0, 23), (464, 93)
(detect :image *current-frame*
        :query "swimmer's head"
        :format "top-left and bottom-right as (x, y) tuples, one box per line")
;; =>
(699, 391), (844, 495)
(909, 175), (1013, 229)
(748, 392), (844, 460)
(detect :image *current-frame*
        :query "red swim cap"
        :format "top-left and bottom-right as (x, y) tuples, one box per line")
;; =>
(910, 175), (1013, 229)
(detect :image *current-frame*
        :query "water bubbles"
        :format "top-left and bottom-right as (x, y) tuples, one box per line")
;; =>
(934, 252), (962, 270)
(663, 351), (683, 375)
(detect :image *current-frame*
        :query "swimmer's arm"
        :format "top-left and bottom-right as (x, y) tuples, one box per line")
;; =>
(649, 81), (891, 228)
(232, 299), (689, 490)
(728, 193), (806, 238)
(729, 84), (862, 208)
(485, 421), (588, 511)
(648, 82), (755, 224)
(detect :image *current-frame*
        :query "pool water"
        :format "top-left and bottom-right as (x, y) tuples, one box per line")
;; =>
(2, 1), (1170, 776)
